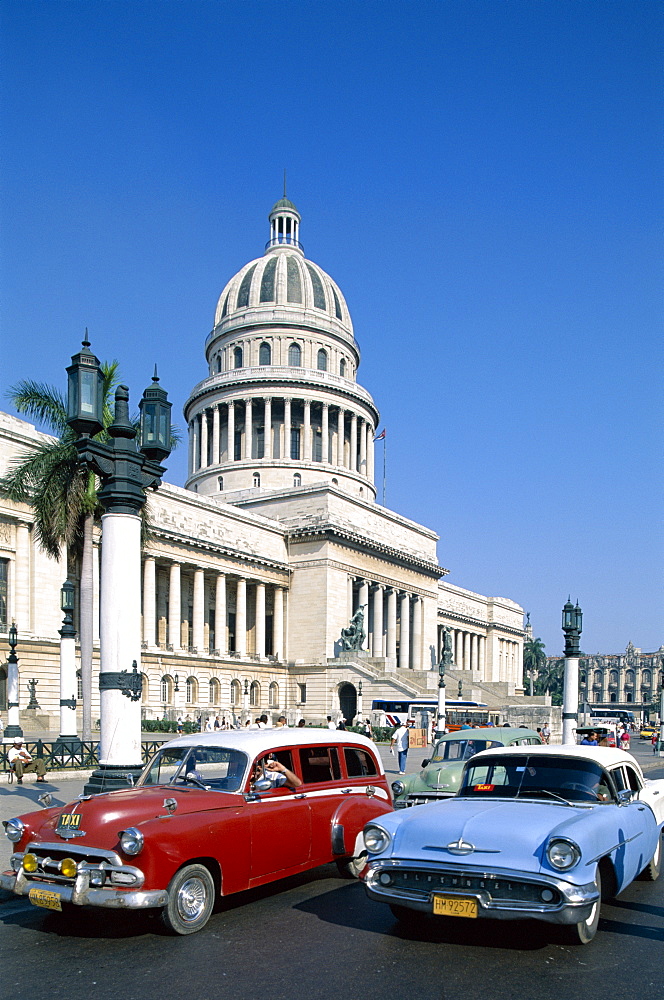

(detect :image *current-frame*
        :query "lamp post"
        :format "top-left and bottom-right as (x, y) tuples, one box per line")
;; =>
(243, 679), (249, 722)
(66, 338), (171, 793)
(562, 598), (583, 745)
(4, 623), (23, 739)
(54, 580), (80, 751)
(357, 680), (363, 722)
(659, 667), (664, 758)
(435, 625), (454, 740)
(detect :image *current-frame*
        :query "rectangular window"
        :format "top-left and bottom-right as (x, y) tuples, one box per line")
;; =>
(298, 746), (341, 783)
(228, 612), (236, 653)
(208, 609), (216, 652)
(313, 429), (322, 462)
(290, 427), (300, 460)
(298, 682), (307, 704)
(0, 559), (7, 626)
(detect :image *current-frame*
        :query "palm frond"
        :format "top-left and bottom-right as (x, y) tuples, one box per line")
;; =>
(7, 380), (69, 435)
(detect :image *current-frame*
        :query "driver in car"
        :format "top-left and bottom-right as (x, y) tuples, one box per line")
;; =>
(250, 755), (302, 790)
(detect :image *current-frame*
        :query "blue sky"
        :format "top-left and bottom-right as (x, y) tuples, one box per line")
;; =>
(1, 1), (662, 658)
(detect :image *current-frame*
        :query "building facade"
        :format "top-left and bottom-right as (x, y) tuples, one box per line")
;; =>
(1, 199), (527, 731)
(546, 643), (664, 719)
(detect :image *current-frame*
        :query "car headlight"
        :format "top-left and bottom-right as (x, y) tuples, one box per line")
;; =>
(546, 837), (581, 870)
(119, 827), (144, 856)
(3, 818), (25, 844)
(391, 780), (405, 796)
(364, 824), (391, 855)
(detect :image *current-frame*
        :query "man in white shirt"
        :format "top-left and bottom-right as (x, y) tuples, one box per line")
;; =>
(390, 720), (413, 774)
(326, 716), (336, 730)
(8, 739), (47, 783)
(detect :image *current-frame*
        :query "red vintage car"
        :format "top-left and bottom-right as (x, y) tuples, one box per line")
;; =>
(1, 730), (392, 934)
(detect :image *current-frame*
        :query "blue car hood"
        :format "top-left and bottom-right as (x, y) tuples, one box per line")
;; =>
(385, 797), (591, 876)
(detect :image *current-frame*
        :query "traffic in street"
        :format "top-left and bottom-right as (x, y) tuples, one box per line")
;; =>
(1, 739), (662, 1000)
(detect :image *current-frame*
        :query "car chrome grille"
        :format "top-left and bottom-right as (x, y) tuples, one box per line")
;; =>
(374, 868), (562, 906)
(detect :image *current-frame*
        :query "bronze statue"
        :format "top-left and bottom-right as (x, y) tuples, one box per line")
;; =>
(340, 607), (366, 651)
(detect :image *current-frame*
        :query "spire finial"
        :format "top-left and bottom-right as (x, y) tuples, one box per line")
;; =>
(82, 327), (90, 348)
(283, 169), (287, 198)
(152, 364), (159, 383)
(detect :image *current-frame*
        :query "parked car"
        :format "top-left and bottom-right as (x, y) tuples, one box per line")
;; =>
(2, 730), (392, 934)
(363, 745), (664, 945)
(392, 727), (541, 808)
(576, 725), (617, 748)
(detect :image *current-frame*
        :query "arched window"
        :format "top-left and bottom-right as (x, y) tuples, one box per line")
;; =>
(269, 682), (279, 708)
(234, 346), (243, 369)
(593, 669), (602, 685)
(216, 356), (222, 373)
(259, 342), (271, 365)
(186, 676), (198, 704)
(339, 358), (346, 377)
(643, 670), (651, 685)
(141, 674), (149, 704)
(317, 349), (328, 371)
(161, 675), (173, 703)
(288, 343), (301, 367)
(209, 678), (221, 706)
(253, 473), (261, 488)
(250, 681), (260, 707)
(230, 679), (241, 706)
(293, 473), (301, 487)
(331, 477), (338, 485)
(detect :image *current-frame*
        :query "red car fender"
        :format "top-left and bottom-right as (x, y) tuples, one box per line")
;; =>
(329, 791), (393, 857)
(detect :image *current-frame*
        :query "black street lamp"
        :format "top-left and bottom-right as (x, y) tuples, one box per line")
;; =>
(5, 622), (22, 738)
(66, 337), (172, 793)
(562, 598), (583, 744)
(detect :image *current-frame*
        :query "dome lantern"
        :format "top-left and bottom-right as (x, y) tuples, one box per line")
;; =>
(267, 184), (303, 255)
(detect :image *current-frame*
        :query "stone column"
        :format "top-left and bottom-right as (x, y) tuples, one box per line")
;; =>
(347, 576), (354, 620)
(479, 635), (486, 674)
(168, 562), (181, 650)
(255, 582), (266, 659)
(273, 586), (284, 660)
(470, 633), (478, 671)
(235, 578), (247, 656)
(284, 398), (292, 460)
(212, 404), (220, 466)
(244, 399), (253, 460)
(188, 420), (195, 476)
(455, 630), (463, 668)
(464, 632), (471, 670)
(372, 585), (384, 657)
(358, 579), (369, 618)
(337, 409), (345, 467)
(321, 403), (329, 463)
(264, 397), (272, 460)
(215, 572), (226, 655)
(200, 409), (208, 469)
(386, 588), (397, 659)
(367, 425), (375, 483)
(359, 418), (367, 475)
(399, 592), (410, 669)
(15, 522), (30, 632)
(193, 567), (205, 652)
(412, 596), (422, 671)
(227, 401), (235, 462)
(350, 412), (358, 471)
(142, 556), (156, 648)
(303, 399), (311, 461)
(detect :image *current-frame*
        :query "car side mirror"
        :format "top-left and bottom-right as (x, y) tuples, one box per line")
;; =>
(617, 788), (634, 805)
(125, 773), (135, 787)
(253, 778), (273, 793)
(421, 759), (430, 768)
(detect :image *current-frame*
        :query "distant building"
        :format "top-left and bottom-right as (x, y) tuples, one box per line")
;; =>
(1, 198), (527, 730)
(547, 642), (664, 717)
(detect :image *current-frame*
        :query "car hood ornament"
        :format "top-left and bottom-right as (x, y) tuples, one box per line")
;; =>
(445, 837), (476, 855)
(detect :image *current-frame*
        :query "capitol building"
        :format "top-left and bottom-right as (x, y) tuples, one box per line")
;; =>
(0, 198), (528, 730)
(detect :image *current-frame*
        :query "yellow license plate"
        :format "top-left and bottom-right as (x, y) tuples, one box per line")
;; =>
(433, 894), (478, 918)
(28, 888), (62, 912)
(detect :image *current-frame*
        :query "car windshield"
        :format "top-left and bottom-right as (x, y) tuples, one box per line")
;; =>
(139, 746), (249, 791)
(430, 739), (503, 763)
(458, 754), (612, 803)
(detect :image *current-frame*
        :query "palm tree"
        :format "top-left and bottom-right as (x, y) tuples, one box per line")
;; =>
(523, 636), (547, 695)
(1, 364), (119, 739)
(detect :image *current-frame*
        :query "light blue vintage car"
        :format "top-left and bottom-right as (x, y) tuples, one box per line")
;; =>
(363, 745), (664, 944)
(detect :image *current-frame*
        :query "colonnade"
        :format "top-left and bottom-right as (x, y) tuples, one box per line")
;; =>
(447, 627), (488, 672)
(189, 397), (375, 479)
(348, 576), (424, 670)
(142, 557), (286, 661)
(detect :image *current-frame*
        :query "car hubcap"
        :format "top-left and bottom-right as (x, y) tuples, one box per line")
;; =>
(178, 877), (207, 921)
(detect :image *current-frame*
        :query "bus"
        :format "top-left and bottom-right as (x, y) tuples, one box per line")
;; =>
(590, 709), (636, 728)
(371, 698), (500, 731)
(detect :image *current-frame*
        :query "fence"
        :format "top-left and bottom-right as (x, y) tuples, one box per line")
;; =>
(1, 739), (169, 774)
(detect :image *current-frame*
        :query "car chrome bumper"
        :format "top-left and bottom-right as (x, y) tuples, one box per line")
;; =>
(364, 859), (599, 925)
(1, 868), (168, 910)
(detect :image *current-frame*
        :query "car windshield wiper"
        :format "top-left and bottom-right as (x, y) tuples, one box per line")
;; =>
(517, 788), (573, 805)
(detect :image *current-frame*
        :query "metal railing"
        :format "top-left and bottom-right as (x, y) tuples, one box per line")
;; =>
(1, 739), (170, 774)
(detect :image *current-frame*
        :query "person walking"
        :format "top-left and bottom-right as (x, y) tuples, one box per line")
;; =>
(390, 719), (413, 774)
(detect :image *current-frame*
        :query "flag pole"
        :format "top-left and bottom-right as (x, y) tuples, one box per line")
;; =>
(383, 433), (386, 505)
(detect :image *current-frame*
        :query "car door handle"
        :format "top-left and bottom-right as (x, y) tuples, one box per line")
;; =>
(294, 793), (307, 799)
(341, 788), (352, 794)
